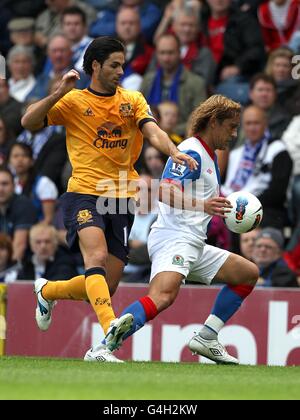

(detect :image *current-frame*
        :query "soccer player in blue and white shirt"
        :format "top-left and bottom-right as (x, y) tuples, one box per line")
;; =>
(86, 95), (259, 364)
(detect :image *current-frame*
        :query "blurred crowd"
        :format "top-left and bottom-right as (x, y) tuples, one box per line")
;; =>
(0, 0), (299, 287)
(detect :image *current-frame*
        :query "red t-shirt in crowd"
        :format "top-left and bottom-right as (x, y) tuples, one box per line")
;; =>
(207, 15), (229, 63)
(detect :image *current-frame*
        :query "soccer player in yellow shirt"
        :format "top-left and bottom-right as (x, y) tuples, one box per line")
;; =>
(21, 37), (197, 362)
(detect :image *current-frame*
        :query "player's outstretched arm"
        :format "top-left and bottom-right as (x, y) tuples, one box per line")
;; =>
(21, 69), (80, 132)
(159, 181), (232, 217)
(141, 121), (198, 171)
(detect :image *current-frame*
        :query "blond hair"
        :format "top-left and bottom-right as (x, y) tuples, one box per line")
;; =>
(29, 223), (59, 246)
(188, 95), (241, 137)
(265, 47), (293, 76)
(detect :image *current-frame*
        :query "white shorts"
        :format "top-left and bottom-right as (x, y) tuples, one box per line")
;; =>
(148, 229), (230, 285)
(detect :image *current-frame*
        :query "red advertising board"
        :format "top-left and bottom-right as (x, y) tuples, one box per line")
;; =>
(5, 282), (300, 365)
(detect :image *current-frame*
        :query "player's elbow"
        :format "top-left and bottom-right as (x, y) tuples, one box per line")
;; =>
(21, 113), (44, 132)
(21, 113), (30, 130)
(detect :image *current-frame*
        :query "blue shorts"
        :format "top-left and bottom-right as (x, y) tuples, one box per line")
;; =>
(60, 192), (135, 264)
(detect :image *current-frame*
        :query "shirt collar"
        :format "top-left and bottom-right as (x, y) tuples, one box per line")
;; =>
(195, 135), (215, 160)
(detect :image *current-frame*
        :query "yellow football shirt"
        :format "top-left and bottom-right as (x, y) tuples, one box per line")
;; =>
(47, 86), (156, 198)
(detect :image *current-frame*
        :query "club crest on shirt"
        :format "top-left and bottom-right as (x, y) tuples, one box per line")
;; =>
(119, 103), (134, 118)
(83, 107), (95, 116)
(77, 209), (93, 225)
(172, 255), (185, 266)
(170, 162), (186, 177)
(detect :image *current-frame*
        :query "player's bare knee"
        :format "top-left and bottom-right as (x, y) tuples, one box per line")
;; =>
(241, 261), (259, 286)
(84, 250), (108, 270)
(250, 263), (259, 285)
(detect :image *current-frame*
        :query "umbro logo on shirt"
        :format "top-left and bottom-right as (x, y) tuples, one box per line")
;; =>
(207, 169), (213, 174)
(84, 107), (95, 116)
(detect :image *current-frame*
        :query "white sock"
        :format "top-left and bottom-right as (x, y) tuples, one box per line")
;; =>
(199, 315), (225, 340)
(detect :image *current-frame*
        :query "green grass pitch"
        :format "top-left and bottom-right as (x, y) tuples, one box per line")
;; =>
(0, 357), (300, 400)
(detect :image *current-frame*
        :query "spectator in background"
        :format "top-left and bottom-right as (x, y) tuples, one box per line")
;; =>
(282, 116), (300, 249)
(8, 18), (36, 48)
(284, 240), (300, 283)
(0, 167), (37, 261)
(85, 0), (119, 12)
(0, 3), (12, 56)
(154, 4), (216, 88)
(116, 7), (153, 91)
(0, 117), (14, 165)
(201, 0), (266, 98)
(26, 35), (89, 101)
(42, 6), (93, 76)
(17, 78), (68, 194)
(143, 145), (166, 178)
(141, 33), (207, 136)
(206, 216), (231, 250)
(157, 101), (183, 145)
(258, 0), (300, 52)
(122, 175), (158, 283)
(8, 143), (58, 224)
(4, 0), (46, 18)
(18, 223), (78, 281)
(265, 47), (300, 117)
(16, 124), (67, 194)
(0, 79), (23, 137)
(7, 18), (45, 75)
(240, 229), (261, 261)
(249, 73), (292, 140)
(7, 46), (36, 103)
(89, 0), (162, 43)
(61, 6), (93, 72)
(0, 233), (19, 283)
(222, 105), (293, 229)
(35, 0), (96, 48)
(253, 227), (298, 287)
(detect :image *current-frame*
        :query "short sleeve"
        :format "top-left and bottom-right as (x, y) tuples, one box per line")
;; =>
(46, 91), (73, 126)
(161, 150), (202, 188)
(134, 92), (156, 130)
(36, 176), (58, 201)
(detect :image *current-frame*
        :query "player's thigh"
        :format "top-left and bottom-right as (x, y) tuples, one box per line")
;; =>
(148, 230), (200, 282)
(148, 271), (184, 312)
(78, 226), (108, 268)
(105, 253), (125, 296)
(106, 209), (135, 266)
(187, 245), (229, 285)
(60, 192), (108, 266)
(213, 252), (259, 286)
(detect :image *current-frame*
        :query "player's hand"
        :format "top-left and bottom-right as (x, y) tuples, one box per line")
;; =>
(204, 197), (233, 218)
(56, 69), (81, 97)
(171, 150), (198, 171)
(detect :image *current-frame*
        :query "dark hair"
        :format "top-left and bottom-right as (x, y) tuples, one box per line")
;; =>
(83, 36), (125, 76)
(250, 73), (277, 91)
(61, 6), (87, 25)
(0, 166), (14, 182)
(8, 143), (34, 196)
(8, 142), (33, 160)
(0, 233), (13, 263)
